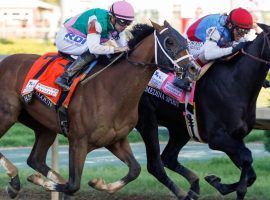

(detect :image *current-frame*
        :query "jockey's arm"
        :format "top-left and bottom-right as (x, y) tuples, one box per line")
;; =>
(203, 27), (233, 60)
(115, 31), (128, 47)
(86, 19), (127, 54)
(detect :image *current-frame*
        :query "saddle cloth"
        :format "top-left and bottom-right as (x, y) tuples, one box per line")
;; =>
(21, 52), (89, 109)
(148, 69), (209, 142)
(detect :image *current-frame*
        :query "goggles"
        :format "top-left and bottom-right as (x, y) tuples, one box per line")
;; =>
(116, 18), (132, 27)
(235, 27), (250, 36)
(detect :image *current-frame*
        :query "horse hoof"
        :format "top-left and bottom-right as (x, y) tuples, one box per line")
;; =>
(5, 184), (20, 199)
(204, 175), (221, 185)
(61, 193), (75, 200)
(187, 190), (200, 200)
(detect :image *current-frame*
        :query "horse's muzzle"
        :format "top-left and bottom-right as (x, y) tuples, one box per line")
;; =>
(186, 61), (201, 82)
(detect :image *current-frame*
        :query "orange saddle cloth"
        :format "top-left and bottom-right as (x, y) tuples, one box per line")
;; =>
(21, 52), (86, 108)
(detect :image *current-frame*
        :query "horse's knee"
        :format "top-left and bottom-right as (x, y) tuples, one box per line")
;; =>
(27, 157), (38, 170)
(147, 163), (168, 182)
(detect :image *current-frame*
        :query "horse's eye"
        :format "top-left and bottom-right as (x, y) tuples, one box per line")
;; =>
(166, 38), (174, 46)
(164, 37), (175, 50)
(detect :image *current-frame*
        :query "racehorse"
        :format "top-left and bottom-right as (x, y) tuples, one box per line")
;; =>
(136, 23), (270, 200)
(0, 21), (200, 199)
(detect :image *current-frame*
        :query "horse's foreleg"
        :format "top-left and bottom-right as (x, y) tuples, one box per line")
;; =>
(55, 136), (88, 197)
(0, 153), (20, 198)
(88, 137), (141, 194)
(207, 130), (255, 199)
(137, 116), (189, 200)
(161, 129), (200, 200)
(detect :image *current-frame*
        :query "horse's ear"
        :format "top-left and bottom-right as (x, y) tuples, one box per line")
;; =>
(164, 20), (171, 28)
(150, 20), (164, 33)
(257, 23), (270, 32)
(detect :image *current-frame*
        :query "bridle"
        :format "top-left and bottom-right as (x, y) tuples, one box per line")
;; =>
(126, 28), (194, 72)
(241, 31), (270, 66)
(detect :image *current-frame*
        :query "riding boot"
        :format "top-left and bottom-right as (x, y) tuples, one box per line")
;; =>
(173, 77), (191, 92)
(55, 51), (95, 91)
(262, 79), (270, 88)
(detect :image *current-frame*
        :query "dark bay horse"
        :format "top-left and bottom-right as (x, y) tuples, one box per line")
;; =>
(0, 21), (200, 199)
(136, 23), (270, 200)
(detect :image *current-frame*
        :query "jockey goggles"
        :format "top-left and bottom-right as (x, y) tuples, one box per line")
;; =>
(235, 26), (250, 36)
(116, 18), (132, 27)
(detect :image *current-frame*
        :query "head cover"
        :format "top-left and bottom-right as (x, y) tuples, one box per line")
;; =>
(229, 7), (253, 29)
(110, 0), (135, 21)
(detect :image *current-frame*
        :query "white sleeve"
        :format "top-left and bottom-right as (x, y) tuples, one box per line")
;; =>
(206, 27), (221, 42)
(203, 40), (233, 60)
(86, 19), (114, 54)
(115, 32), (128, 47)
(203, 27), (233, 60)
(87, 34), (114, 54)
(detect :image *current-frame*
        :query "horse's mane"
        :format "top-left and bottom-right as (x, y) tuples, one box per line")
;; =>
(98, 23), (154, 65)
(128, 24), (154, 49)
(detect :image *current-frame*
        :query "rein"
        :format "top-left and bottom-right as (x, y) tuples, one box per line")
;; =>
(126, 29), (192, 72)
(241, 32), (270, 66)
(81, 52), (125, 85)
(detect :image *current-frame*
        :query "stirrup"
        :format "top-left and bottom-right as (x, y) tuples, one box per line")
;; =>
(55, 77), (70, 91)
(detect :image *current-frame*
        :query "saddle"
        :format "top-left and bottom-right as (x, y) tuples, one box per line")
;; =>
(21, 52), (98, 135)
(21, 52), (124, 135)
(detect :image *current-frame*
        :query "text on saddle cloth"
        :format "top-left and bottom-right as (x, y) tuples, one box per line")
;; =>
(148, 69), (204, 142)
(21, 52), (97, 109)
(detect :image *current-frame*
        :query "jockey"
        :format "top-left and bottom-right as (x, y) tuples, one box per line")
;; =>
(55, 0), (135, 90)
(174, 7), (253, 90)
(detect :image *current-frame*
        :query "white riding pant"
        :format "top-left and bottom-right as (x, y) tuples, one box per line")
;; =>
(55, 27), (88, 56)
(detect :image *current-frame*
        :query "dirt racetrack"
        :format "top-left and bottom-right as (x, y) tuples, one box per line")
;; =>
(0, 188), (247, 200)
(0, 189), (260, 200)
(0, 189), (179, 200)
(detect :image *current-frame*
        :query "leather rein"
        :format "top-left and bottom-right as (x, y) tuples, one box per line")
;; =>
(241, 31), (270, 66)
(126, 29), (192, 72)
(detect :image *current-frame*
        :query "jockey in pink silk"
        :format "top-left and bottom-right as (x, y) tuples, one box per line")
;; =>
(55, 0), (135, 91)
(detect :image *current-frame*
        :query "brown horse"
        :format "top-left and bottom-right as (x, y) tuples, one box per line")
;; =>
(0, 21), (200, 199)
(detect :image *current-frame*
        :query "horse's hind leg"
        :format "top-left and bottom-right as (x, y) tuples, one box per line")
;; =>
(25, 123), (67, 189)
(0, 95), (22, 198)
(161, 127), (200, 200)
(88, 137), (141, 193)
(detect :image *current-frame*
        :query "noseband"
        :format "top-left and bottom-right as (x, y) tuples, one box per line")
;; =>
(126, 28), (193, 72)
(241, 32), (270, 66)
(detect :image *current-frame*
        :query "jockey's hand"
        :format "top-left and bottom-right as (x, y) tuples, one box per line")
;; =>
(114, 46), (130, 53)
(263, 79), (270, 88)
(232, 41), (252, 54)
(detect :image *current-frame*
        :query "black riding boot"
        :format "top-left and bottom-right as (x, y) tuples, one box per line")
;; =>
(55, 51), (95, 90)
(173, 77), (191, 91)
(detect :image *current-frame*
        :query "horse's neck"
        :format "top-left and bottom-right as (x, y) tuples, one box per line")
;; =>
(234, 43), (268, 94)
(84, 34), (156, 109)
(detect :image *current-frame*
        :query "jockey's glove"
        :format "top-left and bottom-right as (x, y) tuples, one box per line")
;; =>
(263, 79), (270, 88)
(114, 46), (130, 53)
(232, 41), (252, 54)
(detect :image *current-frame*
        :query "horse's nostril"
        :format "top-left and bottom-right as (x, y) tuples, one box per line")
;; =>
(189, 66), (196, 74)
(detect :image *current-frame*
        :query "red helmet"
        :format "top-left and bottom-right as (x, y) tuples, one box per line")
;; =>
(229, 8), (253, 29)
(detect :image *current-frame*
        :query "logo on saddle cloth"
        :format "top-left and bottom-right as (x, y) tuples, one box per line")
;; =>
(21, 52), (85, 109)
(147, 69), (204, 142)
